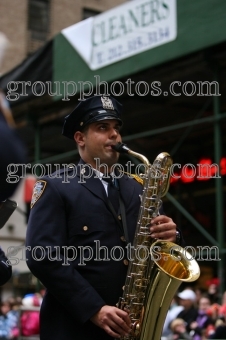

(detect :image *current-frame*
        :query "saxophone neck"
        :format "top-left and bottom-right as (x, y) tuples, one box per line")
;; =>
(112, 142), (150, 167)
(112, 143), (173, 198)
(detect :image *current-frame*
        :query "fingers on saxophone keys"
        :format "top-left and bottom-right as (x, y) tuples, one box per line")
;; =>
(150, 224), (161, 237)
(150, 225), (167, 239)
(106, 320), (130, 338)
(150, 226), (156, 238)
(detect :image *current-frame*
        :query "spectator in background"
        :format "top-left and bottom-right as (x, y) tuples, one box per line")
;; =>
(206, 283), (220, 329)
(167, 318), (192, 340)
(176, 289), (198, 333)
(219, 291), (226, 319)
(0, 301), (19, 339)
(7, 297), (22, 320)
(190, 295), (214, 340)
(206, 278), (220, 304)
(162, 296), (184, 338)
(194, 288), (205, 308)
(20, 293), (40, 337)
(208, 317), (226, 339)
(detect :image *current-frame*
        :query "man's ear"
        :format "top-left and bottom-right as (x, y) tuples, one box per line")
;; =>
(74, 131), (85, 147)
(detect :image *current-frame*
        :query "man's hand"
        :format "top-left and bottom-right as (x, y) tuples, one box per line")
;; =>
(190, 321), (198, 330)
(90, 305), (131, 338)
(150, 215), (177, 242)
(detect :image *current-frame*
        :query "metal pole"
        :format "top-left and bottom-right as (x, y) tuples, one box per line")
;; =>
(213, 69), (225, 296)
(166, 192), (220, 247)
(34, 113), (226, 165)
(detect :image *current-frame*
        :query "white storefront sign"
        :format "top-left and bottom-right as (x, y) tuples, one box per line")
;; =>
(62, 0), (177, 70)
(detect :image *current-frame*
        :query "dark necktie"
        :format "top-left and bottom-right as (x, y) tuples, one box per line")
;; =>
(104, 176), (120, 213)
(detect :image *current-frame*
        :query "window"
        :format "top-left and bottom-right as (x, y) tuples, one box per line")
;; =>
(28, 0), (50, 41)
(83, 8), (100, 20)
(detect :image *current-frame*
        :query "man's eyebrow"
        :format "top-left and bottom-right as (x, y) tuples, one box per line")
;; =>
(95, 121), (121, 128)
(96, 122), (108, 126)
(114, 123), (121, 129)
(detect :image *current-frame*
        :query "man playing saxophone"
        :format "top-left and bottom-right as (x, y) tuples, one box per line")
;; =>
(26, 95), (181, 340)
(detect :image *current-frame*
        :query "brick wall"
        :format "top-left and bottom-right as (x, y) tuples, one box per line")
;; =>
(0, 0), (126, 75)
(50, 0), (126, 36)
(0, 0), (28, 75)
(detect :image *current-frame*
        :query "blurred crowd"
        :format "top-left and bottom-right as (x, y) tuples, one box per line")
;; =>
(162, 280), (226, 340)
(1, 282), (226, 340)
(0, 291), (43, 340)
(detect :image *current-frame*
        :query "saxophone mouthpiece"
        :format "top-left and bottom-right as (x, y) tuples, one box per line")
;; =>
(111, 142), (130, 154)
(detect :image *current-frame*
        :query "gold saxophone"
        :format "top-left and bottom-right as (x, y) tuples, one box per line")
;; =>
(112, 143), (200, 340)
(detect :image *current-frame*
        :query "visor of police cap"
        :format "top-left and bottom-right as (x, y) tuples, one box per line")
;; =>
(62, 95), (123, 139)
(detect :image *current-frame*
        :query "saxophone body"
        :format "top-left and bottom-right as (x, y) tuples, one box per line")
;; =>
(112, 143), (200, 340)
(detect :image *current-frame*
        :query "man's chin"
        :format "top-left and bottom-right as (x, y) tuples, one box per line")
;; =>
(102, 153), (119, 166)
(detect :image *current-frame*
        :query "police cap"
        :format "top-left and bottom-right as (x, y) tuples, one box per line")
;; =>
(62, 95), (123, 139)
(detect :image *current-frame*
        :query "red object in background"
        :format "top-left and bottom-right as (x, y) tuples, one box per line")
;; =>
(197, 158), (218, 181)
(206, 278), (220, 287)
(220, 157), (226, 175)
(170, 156), (226, 185)
(24, 176), (36, 203)
(206, 303), (221, 319)
(181, 166), (195, 183)
(21, 294), (41, 336)
(205, 324), (216, 338)
(21, 311), (40, 336)
(219, 304), (226, 318)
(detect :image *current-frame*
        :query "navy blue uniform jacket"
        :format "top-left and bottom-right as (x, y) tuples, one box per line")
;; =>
(0, 247), (12, 285)
(0, 114), (27, 201)
(26, 164), (145, 340)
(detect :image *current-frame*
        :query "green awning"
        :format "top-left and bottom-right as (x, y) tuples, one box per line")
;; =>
(53, 0), (226, 100)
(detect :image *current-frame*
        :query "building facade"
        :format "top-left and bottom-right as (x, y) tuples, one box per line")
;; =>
(0, 0), (126, 75)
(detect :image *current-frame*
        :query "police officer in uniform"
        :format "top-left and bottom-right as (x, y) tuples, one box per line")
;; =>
(0, 89), (26, 286)
(0, 89), (27, 201)
(26, 95), (179, 340)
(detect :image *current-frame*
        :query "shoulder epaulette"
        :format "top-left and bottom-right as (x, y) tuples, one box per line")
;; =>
(130, 174), (143, 185)
(122, 171), (143, 185)
(57, 165), (76, 174)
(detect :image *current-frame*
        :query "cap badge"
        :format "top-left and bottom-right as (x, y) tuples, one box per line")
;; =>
(101, 96), (114, 110)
